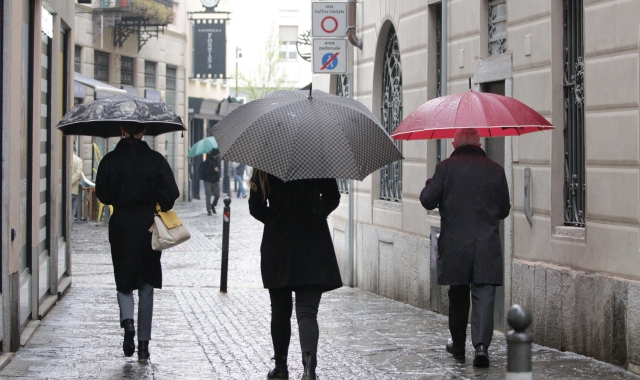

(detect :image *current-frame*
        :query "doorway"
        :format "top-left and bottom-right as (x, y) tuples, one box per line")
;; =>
(480, 80), (506, 331)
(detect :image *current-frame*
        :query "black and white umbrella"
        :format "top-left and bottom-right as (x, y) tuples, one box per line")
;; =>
(57, 95), (185, 138)
(210, 89), (403, 181)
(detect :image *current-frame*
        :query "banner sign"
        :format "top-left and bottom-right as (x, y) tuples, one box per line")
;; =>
(145, 89), (162, 102)
(193, 20), (226, 79)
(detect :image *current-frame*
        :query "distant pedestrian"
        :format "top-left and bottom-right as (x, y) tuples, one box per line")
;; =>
(199, 149), (221, 215)
(235, 162), (247, 198)
(419, 128), (510, 367)
(71, 146), (83, 222)
(95, 122), (180, 362)
(249, 169), (342, 380)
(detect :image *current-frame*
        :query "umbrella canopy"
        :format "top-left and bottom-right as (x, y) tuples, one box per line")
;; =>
(187, 136), (219, 158)
(391, 90), (554, 140)
(57, 95), (186, 138)
(210, 89), (403, 182)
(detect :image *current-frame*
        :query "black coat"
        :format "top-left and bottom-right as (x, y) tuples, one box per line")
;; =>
(95, 138), (180, 293)
(420, 145), (510, 286)
(249, 174), (343, 291)
(199, 156), (220, 183)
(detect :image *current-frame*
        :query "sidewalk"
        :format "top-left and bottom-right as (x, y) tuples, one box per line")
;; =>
(0, 196), (637, 379)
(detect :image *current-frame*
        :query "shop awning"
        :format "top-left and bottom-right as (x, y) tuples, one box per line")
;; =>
(74, 72), (126, 98)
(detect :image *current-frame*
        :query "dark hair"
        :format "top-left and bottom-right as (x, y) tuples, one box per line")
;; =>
(249, 169), (270, 202)
(122, 122), (146, 136)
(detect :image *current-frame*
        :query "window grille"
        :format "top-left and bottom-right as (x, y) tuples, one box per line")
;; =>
(144, 60), (156, 89)
(336, 74), (350, 194)
(121, 56), (134, 86)
(380, 27), (403, 201)
(94, 50), (109, 82)
(74, 46), (82, 73)
(435, 4), (442, 98)
(563, 0), (585, 227)
(166, 66), (177, 91)
(488, 0), (507, 56)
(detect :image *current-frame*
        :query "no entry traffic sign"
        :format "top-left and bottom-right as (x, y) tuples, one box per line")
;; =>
(313, 39), (347, 74)
(312, 2), (347, 37)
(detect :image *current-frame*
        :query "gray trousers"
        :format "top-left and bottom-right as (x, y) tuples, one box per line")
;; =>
(203, 181), (220, 213)
(71, 194), (78, 222)
(448, 284), (496, 348)
(117, 284), (154, 341)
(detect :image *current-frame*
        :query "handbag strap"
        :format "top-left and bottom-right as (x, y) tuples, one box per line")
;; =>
(156, 203), (161, 214)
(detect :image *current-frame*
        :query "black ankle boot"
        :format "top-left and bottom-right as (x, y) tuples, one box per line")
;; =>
(301, 351), (317, 380)
(121, 319), (135, 357)
(267, 355), (289, 379)
(138, 340), (150, 362)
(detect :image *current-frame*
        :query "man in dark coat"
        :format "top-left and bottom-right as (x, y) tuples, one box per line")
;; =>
(198, 149), (221, 215)
(420, 128), (510, 368)
(95, 123), (179, 361)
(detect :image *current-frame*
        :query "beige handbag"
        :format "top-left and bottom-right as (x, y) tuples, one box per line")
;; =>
(149, 203), (191, 251)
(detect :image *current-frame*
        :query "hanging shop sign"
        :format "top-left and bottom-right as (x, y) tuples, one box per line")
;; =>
(193, 20), (226, 79)
(312, 2), (347, 38)
(313, 38), (347, 74)
(145, 89), (162, 102)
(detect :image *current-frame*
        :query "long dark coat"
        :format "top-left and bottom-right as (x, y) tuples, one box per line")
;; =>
(248, 174), (343, 291)
(420, 145), (510, 286)
(95, 138), (179, 293)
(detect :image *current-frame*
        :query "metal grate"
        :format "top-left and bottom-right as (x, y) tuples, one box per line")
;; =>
(488, 0), (507, 56)
(74, 45), (82, 73)
(380, 27), (403, 201)
(563, 0), (585, 227)
(94, 50), (110, 82)
(336, 74), (350, 194)
(144, 60), (156, 88)
(166, 65), (177, 91)
(120, 56), (134, 85)
(435, 4), (442, 98)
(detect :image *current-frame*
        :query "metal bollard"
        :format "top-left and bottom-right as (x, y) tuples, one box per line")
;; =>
(506, 304), (533, 380)
(220, 197), (231, 293)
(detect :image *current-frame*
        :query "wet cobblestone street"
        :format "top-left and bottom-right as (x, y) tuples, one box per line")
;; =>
(0, 196), (638, 379)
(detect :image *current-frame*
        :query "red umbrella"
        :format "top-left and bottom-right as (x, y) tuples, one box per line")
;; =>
(391, 90), (554, 140)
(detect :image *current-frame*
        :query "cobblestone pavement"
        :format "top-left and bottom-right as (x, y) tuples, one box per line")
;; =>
(0, 194), (638, 379)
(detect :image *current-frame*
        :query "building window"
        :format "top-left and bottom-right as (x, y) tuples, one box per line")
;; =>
(94, 50), (109, 82)
(488, 0), (507, 56)
(74, 45), (82, 73)
(380, 26), (403, 201)
(144, 60), (156, 88)
(166, 65), (177, 91)
(279, 25), (298, 60)
(563, 0), (585, 227)
(335, 74), (350, 194)
(433, 3), (447, 163)
(121, 56), (134, 86)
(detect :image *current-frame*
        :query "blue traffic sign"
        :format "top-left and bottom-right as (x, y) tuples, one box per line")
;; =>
(321, 53), (339, 70)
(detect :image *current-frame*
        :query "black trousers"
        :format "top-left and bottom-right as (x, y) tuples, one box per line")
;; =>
(268, 285), (323, 358)
(448, 284), (496, 348)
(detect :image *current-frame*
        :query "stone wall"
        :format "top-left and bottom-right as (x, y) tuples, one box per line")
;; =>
(508, 260), (640, 372)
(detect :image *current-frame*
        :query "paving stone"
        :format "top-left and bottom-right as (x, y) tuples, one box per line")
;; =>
(0, 197), (637, 379)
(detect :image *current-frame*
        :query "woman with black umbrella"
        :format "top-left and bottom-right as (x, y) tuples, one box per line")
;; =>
(249, 169), (342, 380)
(95, 122), (179, 362)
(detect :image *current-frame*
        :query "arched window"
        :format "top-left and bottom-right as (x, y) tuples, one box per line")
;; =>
(380, 27), (402, 201)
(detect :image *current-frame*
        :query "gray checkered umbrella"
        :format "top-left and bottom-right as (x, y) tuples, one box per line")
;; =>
(210, 89), (403, 181)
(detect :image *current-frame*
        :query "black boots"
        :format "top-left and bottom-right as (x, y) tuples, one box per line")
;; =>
(121, 319), (135, 357)
(267, 356), (289, 380)
(138, 340), (150, 362)
(301, 351), (317, 380)
(473, 344), (490, 368)
(445, 339), (465, 360)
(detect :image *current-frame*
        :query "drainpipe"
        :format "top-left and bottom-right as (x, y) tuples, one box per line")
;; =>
(441, 0), (448, 96)
(346, 0), (362, 50)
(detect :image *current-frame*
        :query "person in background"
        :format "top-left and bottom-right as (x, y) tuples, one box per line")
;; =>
(249, 169), (342, 380)
(71, 146), (83, 222)
(419, 128), (510, 368)
(235, 162), (247, 198)
(199, 149), (221, 215)
(95, 122), (179, 362)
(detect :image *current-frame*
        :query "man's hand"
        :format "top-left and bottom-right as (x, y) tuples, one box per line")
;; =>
(214, 167), (219, 172)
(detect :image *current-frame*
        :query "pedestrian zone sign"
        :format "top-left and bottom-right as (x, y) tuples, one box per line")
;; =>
(312, 2), (348, 38)
(313, 38), (348, 74)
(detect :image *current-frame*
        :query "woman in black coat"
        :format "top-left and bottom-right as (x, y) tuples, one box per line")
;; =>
(95, 123), (179, 362)
(249, 169), (342, 380)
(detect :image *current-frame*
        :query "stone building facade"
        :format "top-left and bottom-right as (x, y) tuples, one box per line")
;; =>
(315, 0), (640, 373)
(74, 0), (189, 199)
(1, 0), (75, 355)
